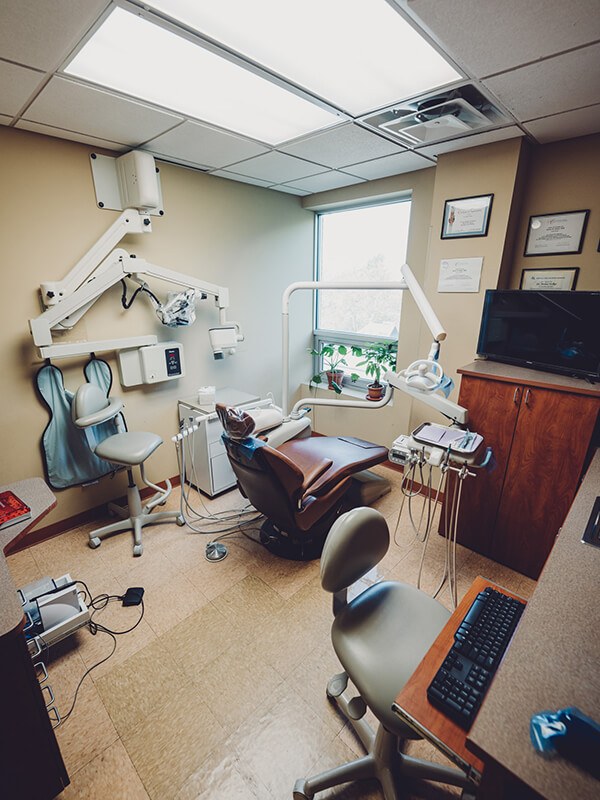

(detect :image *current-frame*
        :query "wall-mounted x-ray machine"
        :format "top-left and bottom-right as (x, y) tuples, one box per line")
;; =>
(28, 151), (243, 378)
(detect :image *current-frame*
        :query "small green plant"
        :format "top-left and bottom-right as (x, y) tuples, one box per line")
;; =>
(356, 342), (397, 388)
(309, 343), (361, 394)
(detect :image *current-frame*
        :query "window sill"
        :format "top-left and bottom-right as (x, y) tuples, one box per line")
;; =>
(299, 382), (394, 405)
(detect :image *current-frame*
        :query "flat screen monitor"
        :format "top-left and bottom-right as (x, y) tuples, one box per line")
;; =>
(476, 290), (600, 381)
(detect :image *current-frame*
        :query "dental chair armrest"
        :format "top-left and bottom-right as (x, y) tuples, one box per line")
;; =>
(73, 397), (123, 428)
(301, 458), (333, 493)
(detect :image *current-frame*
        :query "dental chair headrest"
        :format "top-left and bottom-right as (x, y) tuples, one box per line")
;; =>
(215, 403), (256, 441)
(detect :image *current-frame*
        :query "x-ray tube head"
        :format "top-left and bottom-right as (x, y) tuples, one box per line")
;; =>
(209, 325), (239, 359)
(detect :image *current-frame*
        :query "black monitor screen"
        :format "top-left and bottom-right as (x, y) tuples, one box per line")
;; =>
(477, 290), (600, 380)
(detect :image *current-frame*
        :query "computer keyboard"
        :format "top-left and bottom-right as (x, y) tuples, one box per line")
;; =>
(427, 586), (525, 730)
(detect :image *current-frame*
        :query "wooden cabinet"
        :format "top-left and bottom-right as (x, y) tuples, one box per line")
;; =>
(445, 363), (600, 578)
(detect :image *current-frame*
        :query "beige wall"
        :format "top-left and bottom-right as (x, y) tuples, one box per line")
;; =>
(0, 127), (314, 525)
(410, 136), (527, 432)
(2, 123), (597, 529)
(507, 133), (600, 290)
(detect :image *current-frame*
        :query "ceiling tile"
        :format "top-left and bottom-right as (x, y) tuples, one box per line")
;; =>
(405, 0), (600, 77)
(22, 77), (183, 146)
(15, 120), (125, 151)
(0, 60), (44, 116)
(279, 171), (366, 194)
(417, 126), (524, 157)
(0, 0), (108, 71)
(343, 150), (434, 180)
(0, 115), (13, 125)
(278, 123), (406, 168)
(224, 151), (326, 183)
(483, 44), (600, 120)
(270, 184), (311, 197)
(523, 105), (600, 144)
(142, 120), (268, 169)
(210, 170), (273, 188)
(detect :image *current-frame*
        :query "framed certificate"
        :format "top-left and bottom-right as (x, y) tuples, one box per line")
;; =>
(441, 194), (493, 239)
(520, 267), (579, 291)
(524, 210), (589, 256)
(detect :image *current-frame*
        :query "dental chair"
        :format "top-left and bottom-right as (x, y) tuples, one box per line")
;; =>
(294, 507), (471, 800)
(72, 384), (184, 556)
(216, 404), (389, 560)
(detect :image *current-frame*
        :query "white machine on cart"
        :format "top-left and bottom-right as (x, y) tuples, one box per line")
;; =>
(19, 574), (89, 656)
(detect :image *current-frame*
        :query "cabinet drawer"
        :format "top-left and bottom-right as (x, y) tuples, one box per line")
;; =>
(206, 418), (224, 445)
(209, 438), (225, 459)
(210, 452), (236, 493)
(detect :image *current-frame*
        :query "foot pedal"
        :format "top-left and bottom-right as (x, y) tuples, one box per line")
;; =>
(326, 672), (348, 698)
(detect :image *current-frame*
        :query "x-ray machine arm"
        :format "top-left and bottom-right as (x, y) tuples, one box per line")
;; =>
(29, 209), (234, 359)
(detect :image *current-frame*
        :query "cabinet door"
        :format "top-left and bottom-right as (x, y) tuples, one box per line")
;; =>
(492, 387), (600, 578)
(446, 375), (521, 555)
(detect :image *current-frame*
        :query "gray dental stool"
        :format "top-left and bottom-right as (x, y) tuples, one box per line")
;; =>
(294, 507), (471, 800)
(72, 384), (184, 556)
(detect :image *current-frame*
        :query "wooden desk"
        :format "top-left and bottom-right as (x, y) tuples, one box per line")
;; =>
(392, 576), (524, 787)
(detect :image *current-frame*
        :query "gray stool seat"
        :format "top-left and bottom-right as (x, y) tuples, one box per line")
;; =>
(332, 581), (451, 737)
(71, 383), (183, 557)
(95, 431), (162, 466)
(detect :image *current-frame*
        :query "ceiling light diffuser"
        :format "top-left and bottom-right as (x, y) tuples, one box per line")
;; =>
(64, 8), (341, 144)
(144, 0), (462, 115)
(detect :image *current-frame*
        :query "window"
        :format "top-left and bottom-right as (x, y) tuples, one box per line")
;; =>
(313, 199), (411, 385)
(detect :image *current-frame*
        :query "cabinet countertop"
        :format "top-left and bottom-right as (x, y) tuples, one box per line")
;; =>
(0, 478), (56, 638)
(467, 448), (600, 799)
(459, 361), (600, 398)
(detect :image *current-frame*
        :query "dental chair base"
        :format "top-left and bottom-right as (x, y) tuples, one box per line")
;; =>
(258, 468), (391, 561)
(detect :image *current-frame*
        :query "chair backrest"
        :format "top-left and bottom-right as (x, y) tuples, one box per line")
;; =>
(71, 384), (124, 429)
(320, 507), (389, 594)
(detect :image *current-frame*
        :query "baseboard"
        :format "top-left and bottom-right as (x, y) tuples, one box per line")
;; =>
(5, 475), (181, 556)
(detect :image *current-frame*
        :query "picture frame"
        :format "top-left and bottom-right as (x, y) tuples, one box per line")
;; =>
(441, 194), (493, 239)
(524, 210), (589, 256)
(520, 267), (580, 291)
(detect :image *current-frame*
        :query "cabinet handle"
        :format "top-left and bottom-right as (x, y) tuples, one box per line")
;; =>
(513, 387), (521, 405)
(524, 388), (531, 406)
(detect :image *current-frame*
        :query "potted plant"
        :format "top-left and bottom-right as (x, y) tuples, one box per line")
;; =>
(309, 343), (361, 394)
(356, 342), (397, 401)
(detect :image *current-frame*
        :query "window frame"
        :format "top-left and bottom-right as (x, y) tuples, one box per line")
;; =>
(312, 196), (410, 389)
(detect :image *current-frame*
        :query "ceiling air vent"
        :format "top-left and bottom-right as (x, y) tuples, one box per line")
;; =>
(361, 85), (510, 147)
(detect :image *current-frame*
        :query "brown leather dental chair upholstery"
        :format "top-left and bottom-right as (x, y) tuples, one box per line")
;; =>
(216, 403), (389, 560)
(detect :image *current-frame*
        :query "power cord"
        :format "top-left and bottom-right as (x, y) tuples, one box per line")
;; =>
(55, 581), (145, 726)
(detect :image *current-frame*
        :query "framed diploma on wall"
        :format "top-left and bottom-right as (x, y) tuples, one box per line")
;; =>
(441, 194), (493, 239)
(524, 210), (589, 256)
(520, 267), (579, 290)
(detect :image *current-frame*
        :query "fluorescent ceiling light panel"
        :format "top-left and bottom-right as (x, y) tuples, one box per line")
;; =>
(64, 8), (340, 144)
(145, 0), (461, 115)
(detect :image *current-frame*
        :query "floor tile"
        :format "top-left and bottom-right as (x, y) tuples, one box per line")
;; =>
(175, 737), (267, 800)
(122, 682), (227, 800)
(95, 638), (189, 738)
(54, 680), (118, 775)
(6, 546), (43, 586)
(160, 601), (242, 681)
(230, 682), (338, 799)
(210, 573), (284, 631)
(191, 635), (284, 733)
(61, 739), (150, 800)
